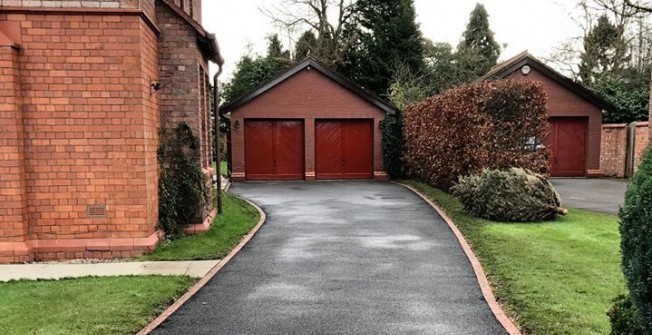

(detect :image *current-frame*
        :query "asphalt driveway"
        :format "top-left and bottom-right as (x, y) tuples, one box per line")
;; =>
(551, 178), (629, 215)
(151, 181), (507, 335)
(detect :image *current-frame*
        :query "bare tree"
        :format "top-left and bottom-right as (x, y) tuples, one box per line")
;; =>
(624, 0), (652, 12)
(547, 0), (652, 77)
(261, 0), (357, 66)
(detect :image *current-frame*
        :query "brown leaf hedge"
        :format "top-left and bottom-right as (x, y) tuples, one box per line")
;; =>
(402, 80), (550, 190)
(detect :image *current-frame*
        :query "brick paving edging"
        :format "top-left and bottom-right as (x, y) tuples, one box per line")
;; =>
(396, 182), (523, 335)
(136, 196), (267, 335)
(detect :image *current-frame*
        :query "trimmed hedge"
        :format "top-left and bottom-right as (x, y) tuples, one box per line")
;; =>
(619, 146), (652, 331)
(402, 80), (550, 190)
(608, 294), (645, 335)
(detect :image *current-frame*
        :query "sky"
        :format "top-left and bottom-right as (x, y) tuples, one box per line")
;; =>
(203, 0), (580, 80)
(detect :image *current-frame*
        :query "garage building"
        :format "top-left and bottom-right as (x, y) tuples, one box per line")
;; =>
(221, 58), (396, 181)
(483, 52), (614, 177)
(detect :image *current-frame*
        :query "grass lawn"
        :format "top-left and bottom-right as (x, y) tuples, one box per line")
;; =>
(0, 276), (194, 335)
(401, 180), (625, 335)
(142, 192), (260, 261)
(212, 161), (228, 177)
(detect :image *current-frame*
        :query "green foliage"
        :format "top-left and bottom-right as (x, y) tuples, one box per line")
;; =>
(294, 30), (318, 61)
(451, 168), (567, 222)
(402, 80), (549, 190)
(608, 294), (645, 335)
(592, 72), (650, 123)
(158, 123), (210, 237)
(387, 62), (434, 110)
(143, 192), (260, 261)
(421, 40), (482, 94)
(343, 0), (425, 96)
(266, 34), (290, 60)
(457, 3), (501, 79)
(221, 36), (291, 104)
(620, 146), (652, 331)
(580, 15), (629, 85)
(380, 113), (403, 178)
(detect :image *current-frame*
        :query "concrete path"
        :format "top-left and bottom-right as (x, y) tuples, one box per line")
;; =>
(551, 178), (629, 214)
(0, 260), (219, 282)
(150, 181), (507, 335)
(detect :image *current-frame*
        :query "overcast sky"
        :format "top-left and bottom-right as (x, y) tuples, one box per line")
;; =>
(203, 0), (580, 80)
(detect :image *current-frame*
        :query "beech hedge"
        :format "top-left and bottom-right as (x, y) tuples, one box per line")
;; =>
(402, 80), (550, 190)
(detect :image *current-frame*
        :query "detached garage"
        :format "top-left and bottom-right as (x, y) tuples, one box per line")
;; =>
(221, 58), (396, 181)
(483, 52), (614, 177)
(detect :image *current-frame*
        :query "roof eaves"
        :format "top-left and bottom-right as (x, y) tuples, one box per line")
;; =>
(157, 0), (222, 64)
(221, 57), (397, 115)
(481, 53), (615, 112)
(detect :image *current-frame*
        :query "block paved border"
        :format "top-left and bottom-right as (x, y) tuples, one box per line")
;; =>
(136, 196), (266, 335)
(396, 182), (523, 335)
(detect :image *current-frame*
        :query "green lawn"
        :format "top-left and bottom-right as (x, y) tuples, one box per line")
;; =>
(142, 192), (260, 261)
(212, 161), (228, 177)
(401, 180), (625, 335)
(0, 276), (194, 335)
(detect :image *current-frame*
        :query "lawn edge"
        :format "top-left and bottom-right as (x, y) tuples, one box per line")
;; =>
(394, 181), (523, 335)
(135, 196), (266, 335)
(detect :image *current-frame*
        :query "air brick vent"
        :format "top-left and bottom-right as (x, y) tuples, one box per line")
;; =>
(87, 204), (107, 218)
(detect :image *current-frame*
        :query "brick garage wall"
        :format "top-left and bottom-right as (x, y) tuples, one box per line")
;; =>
(156, 2), (211, 169)
(0, 10), (160, 261)
(506, 68), (602, 175)
(601, 124), (628, 177)
(229, 68), (388, 181)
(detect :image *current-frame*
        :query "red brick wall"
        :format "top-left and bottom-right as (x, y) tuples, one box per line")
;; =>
(601, 124), (628, 177)
(0, 44), (30, 259)
(156, 3), (211, 169)
(229, 68), (388, 181)
(0, 10), (160, 261)
(505, 67), (603, 175)
(600, 122), (649, 177)
(634, 122), (650, 170)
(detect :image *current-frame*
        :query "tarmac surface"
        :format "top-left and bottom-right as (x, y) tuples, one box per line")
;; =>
(150, 181), (507, 335)
(551, 178), (628, 214)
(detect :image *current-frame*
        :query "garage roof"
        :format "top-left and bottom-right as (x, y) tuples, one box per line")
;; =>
(480, 51), (615, 112)
(220, 57), (397, 115)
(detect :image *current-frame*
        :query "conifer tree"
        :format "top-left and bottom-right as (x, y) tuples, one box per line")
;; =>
(345, 0), (425, 96)
(294, 30), (318, 61)
(457, 3), (501, 79)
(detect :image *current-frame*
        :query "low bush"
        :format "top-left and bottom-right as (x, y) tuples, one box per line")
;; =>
(620, 146), (652, 331)
(402, 80), (549, 190)
(607, 294), (645, 335)
(451, 168), (567, 222)
(158, 123), (211, 236)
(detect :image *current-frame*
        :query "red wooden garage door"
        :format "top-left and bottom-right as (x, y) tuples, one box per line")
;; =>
(315, 120), (373, 179)
(245, 120), (304, 180)
(548, 117), (587, 177)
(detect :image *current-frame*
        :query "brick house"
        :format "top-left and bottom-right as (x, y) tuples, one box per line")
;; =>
(0, 0), (223, 263)
(482, 52), (613, 177)
(221, 58), (396, 182)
